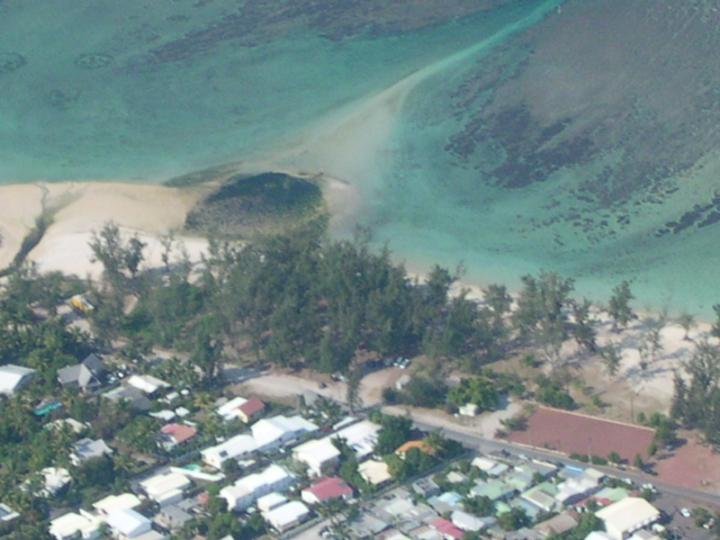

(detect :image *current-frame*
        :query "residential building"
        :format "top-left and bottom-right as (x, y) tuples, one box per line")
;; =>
(293, 438), (341, 477)
(139, 471), (192, 506)
(450, 510), (494, 533)
(0, 364), (35, 395)
(159, 423), (197, 450)
(92, 493), (142, 517)
(216, 396), (266, 423)
(430, 517), (464, 540)
(413, 477), (441, 498)
(154, 505), (192, 531)
(555, 470), (603, 505)
(126, 374), (169, 396)
(251, 414), (318, 450)
(359, 459), (392, 486)
(57, 354), (106, 391)
(220, 464), (294, 511)
(103, 385), (152, 411)
(49, 511), (102, 540)
(471, 456), (509, 477)
(521, 482), (559, 513)
(533, 511), (579, 537)
(332, 419), (380, 459)
(596, 497), (661, 540)
(257, 492), (287, 513)
(70, 438), (112, 466)
(40, 467), (72, 496)
(263, 500), (310, 532)
(105, 508), (152, 539)
(201, 434), (257, 469)
(395, 440), (435, 458)
(0, 504), (19, 524)
(301, 476), (353, 505)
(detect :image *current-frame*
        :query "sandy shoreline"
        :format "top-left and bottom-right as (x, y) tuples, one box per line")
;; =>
(0, 181), (211, 279)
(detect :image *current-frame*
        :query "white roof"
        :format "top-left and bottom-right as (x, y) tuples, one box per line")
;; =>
(41, 467), (72, 495)
(257, 492), (288, 512)
(251, 415), (318, 448)
(140, 471), (191, 501)
(293, 438), (340, 465)
(263, 500), (310, 530)
(451, 510), (488, 532)
(220, 464), (293, 510)
(93, 493), (141, 515)
(0, 364), (35, 394)
(217, 396), (248, 420)
(150, 410), (176, 421)
(332, 420), (380, 458)
(105, 508), (152, 538)
(596, 497), (660, 537)
(202, 434), (257, 466)
(556, 475), (600, 503)
(358, 459), (392, 485)
(50, 512), (102, 539)
(586, 533), (614, 540)
(472, 457), (498, 472)
(127, 374), (169, 394)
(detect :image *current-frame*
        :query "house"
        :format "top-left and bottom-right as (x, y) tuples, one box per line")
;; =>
(220, 464), (294, 512)
(139, 470), (192, 506)
(413, 477), (441, 498)
(458, 403), (479, 417)
(217, 396), (266, 423)
(106, 508), (152, 539)
(596, 497), (661, 540)
(293, 438), (341, 477)
(431, 517), (464, 540)
(521, 482), (558, 513)
(46, 418), (88, 435)
(358, 459), (392, 486)
(450, 510), (494, 533)
(127, 374), (169, 396)
(470, 479), (516, 502)
(92, 493), (142, 517)
(428, 492), (463, 514)
(57, 354), (106, 391)
(533, 511), (579, 537)
(69, 294), (94, 314)
(154, 504), (192, 531)
(251, 414), (318, 450)
(301, 476), (353, 505)
(40, 467), (72, 496)
(159, 423), (197, 450)
(471, 456), (509, 477)
(395, 440), (435, 458)
(0, 504), (19, 524)
(257, 492), (287, 513)
(0, 364), (35, 395)
(49, 511), (102, 540)
(103, 385), (152, 411)
(201, 434), (257, 469)
(263, 500), (310, 532)
(555, 471), (603, 505)
(332, 419), (380, 459)
(70, 438), (112, 466)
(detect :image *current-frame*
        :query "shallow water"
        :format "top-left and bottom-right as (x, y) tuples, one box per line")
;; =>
(2, 0), (720, 315)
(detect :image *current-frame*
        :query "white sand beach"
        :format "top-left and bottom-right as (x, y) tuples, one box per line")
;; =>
(0, 181), (210, 279)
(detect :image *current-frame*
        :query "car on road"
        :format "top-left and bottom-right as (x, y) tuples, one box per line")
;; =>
(680, 507), (691, 518)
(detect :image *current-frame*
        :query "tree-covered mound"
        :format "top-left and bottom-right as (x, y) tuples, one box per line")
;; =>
(185, 172), (325, 237)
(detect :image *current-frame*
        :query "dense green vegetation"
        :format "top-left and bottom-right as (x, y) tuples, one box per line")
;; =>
(185, 172), (325, 237)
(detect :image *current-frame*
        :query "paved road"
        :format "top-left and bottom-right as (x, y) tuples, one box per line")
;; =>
(413, 419), (720, 509)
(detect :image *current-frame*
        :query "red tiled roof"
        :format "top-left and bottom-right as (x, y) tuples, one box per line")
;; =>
(305, 476), (353, 502)
(161, 423), (197, 444)
(238, 397), (265, 418)
(431, 517), (464, 540)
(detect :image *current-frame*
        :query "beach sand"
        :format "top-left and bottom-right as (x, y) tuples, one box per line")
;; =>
(0, 181), (210, 279)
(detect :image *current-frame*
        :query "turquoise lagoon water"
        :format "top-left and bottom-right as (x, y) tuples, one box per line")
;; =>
(1, 0), (718, 315)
